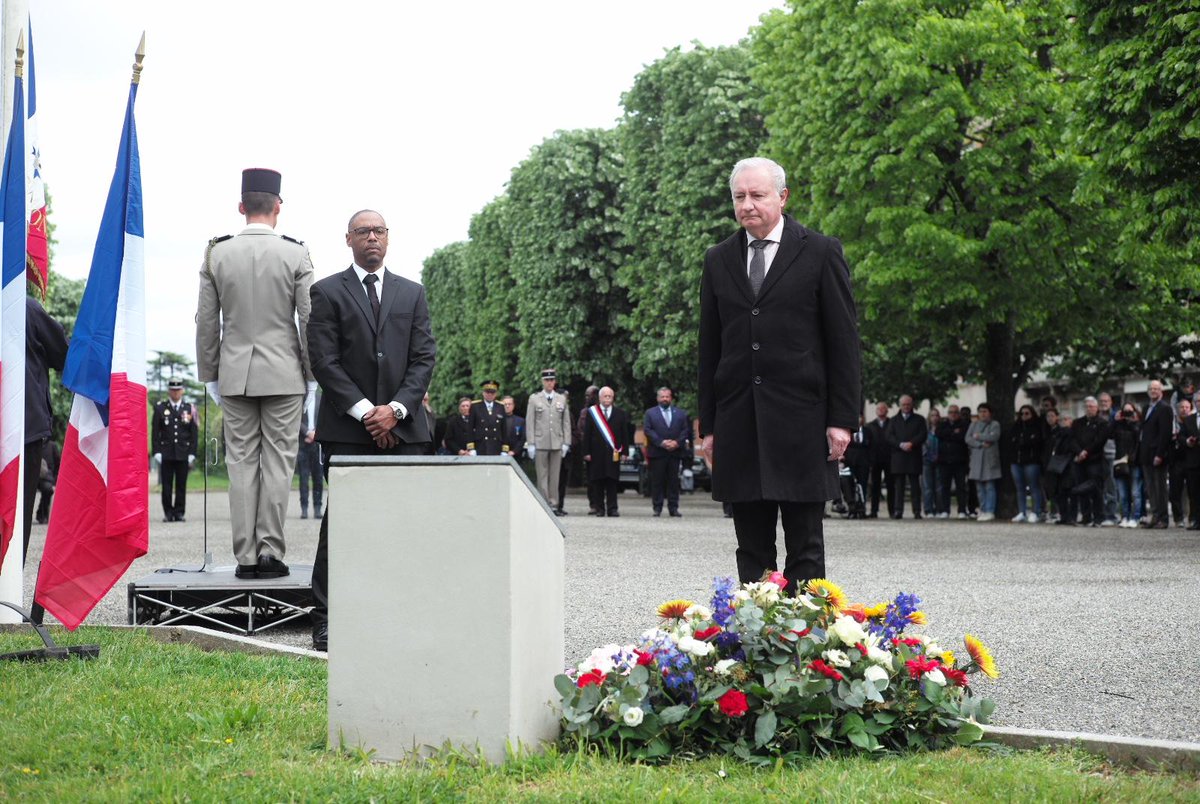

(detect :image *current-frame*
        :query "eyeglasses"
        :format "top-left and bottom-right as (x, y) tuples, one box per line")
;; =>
(1021, 412), (1032, 417)
(351, 226), (389, 237)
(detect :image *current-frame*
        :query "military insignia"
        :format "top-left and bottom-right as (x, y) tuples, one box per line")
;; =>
(182, 412), (192, 424)
(280, 234), (305, 246)
(209, 234), (233, 246)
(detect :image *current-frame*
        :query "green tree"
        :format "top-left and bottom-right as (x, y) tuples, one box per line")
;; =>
(752, 0), (1125, 421)
(1073, 0), (1200, 259)
(42, 272), (85, 443)
(147, 350), (197, 403)
(462, 196), (521, 398)
(422, 241), (471, 414)
(616, 43), (766, 409)
(505, 128), (635, 401)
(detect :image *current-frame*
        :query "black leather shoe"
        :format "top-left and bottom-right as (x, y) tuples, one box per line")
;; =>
(653, 511), (662, 517)
(300, 509), (308, 520)
(234, 564), (258, 579)
(607, 511), (620, 517)
(257, 554), (290, 579)
(176, 515), (185, 523)
(669, 511), (682, 518)
(312, 623), (328, 652)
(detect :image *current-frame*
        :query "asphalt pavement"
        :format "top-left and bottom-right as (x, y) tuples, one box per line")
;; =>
(16, 487), (1200, 743)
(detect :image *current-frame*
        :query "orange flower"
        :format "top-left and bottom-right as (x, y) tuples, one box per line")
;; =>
(964, 634), (999, 679)
(657, 599), (695, 620)
(907, 610), (927, 626)
(805, 579), (848, 612)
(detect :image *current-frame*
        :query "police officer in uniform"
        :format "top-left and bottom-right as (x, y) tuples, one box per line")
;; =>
(467, 380), (508, 456)
(152, 378), (198, 522)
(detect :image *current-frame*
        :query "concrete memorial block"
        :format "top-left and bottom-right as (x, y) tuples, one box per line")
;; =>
(327, 456), (564, 762)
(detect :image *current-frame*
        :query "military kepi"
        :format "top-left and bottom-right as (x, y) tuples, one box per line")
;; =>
(167, 377), (184, 390)
(482, 380), (499, 392)
(242, 167), (282, 198)
(541, 369), (556, 381)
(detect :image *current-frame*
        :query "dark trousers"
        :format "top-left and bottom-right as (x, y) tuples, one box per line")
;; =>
(868, 462), (890, 515)
(1144, 461), (1168, 522)
(297, 440), (323, 512)
(730, 500), (824, 591)
(557, 452), (571, 510)
(1075, 460), (1106, 525)
(1168, 461), (1187, 524)
(587, 481), (603, 513)
(648, 455), (682, 513)
(589, 477), (619, 515)
(21, 440), (42, 562)
(890, 472), (921, 517)
(311, 439), (428, 627)
(1187, 468), (1200, 526)
(160, 458), (189, 519)
(939, 463), (968, 514)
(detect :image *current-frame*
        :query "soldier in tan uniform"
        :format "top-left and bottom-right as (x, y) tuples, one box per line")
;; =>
(525, 368), (572, 514)
(196, 168), (316, 579)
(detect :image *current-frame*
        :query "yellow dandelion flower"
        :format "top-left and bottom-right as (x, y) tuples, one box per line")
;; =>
(863, 602), (889, 619)
(941, 650), (956, 667)
(804, 578), (848, 611)
(964, 634), (999, 679)
(907, 610), (927, 626)
(657, 599), (695, 620)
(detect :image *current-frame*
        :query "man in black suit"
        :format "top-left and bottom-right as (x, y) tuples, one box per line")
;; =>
(886, 395), (926, 519)
(864, 402), (890, 518)
(1140, 379), (1173, 528)
(306, 209), (436, 651)
(643, 386), (690, 517)
(581, 386), (628, 517)
(23, 297), (68, 560)
(443, 397), (473, 455)
(698, 157), (861, 592)
(467, 380), (507, 455)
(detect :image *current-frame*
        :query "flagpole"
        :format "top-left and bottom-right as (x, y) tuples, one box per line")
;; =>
(0, 13), (27, 624)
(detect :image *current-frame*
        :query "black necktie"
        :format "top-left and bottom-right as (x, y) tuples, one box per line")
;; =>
(748, 239), (769, 296)
(364, 273), (381, 326)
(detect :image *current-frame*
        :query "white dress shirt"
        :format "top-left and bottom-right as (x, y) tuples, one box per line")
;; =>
(744, 216), (785, 278)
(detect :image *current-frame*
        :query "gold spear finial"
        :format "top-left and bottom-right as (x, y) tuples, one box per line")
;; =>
(15, 28), (24, 80)
(132, 32), (145, 84)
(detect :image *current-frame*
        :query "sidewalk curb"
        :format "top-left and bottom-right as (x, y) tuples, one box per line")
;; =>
(985, 725), (1200, 773)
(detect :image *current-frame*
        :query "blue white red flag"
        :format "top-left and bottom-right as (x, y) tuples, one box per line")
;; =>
(0, 56), (27, 567)
(36, 80), (147, 629)
(26, 18), (48, 295)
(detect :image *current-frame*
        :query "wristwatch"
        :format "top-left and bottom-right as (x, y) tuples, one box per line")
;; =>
(388, 401), (404, 420)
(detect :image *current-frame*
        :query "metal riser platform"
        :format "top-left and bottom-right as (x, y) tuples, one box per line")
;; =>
(127, 564), (313, 635)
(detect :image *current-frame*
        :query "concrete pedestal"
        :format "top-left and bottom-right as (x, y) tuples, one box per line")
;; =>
(327, 456), (564, 762)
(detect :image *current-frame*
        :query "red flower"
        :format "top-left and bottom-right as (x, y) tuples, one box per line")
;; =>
(634, 650), (655, 666)
(767, 571), (788, 590)
(791, 627), (812, 638)
(808, 659), (845, 682)
(577, 669), (606, 688)
(693, 626), (722, 641)
(855, 642), (870, 657)
(896, 637), (923, 648)
(717, 689), (749, 718)
(943, 667), (969, 687)
(905, 656), (940, 679)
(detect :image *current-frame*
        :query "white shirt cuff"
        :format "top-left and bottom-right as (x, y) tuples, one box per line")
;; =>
(348, 399), (373, 421)
(390, 402), (408, 420)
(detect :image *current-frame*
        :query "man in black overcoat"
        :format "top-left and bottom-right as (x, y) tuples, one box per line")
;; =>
(581, 386), (628, 517)
(885, 395), (926, 519)
(306, 209), (436, 651)
(23, 297), (68, 559)
(698, 157), (861, 592)
(1139, 379), (1173, 528)
(864, 401), (891, 518)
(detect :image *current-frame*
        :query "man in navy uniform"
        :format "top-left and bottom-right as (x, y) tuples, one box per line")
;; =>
(643, 386), (690, 517)
(152, 378), (198, 522)
(467, 380), (507, 456)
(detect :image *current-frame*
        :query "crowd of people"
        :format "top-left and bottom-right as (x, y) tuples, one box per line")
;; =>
(841, 380), (1200, 529)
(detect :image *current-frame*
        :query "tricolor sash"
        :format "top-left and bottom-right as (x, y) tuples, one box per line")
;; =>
(588, 405), (621, 461)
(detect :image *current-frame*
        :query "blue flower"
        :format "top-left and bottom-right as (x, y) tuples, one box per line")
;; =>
(869, 591), (923, 648)
(710, 576), (738, 627)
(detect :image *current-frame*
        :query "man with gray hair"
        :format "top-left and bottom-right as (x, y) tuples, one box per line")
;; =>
(1070, 396), (1110, 527)
(1140, 379), (1173, 528)
(698, 156), (861, 591)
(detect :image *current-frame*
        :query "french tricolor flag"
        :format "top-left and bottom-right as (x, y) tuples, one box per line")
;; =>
(35, 78), (148, 630)
(0, 40), (28, 568)
(26, 18), (49, 296)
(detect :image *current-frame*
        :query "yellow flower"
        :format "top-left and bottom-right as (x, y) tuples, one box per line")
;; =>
(964, 634), (999, 679)
(907, 610), (927, 626)
(940, 650), (956, 667)
(863, 602), (889, 619)
(657, 599), (695, 620)
(805, 578), (848, 612)
(225, 737), (234, 744)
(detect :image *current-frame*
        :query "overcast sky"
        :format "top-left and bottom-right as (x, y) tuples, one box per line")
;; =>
(26, 1), (779, 366)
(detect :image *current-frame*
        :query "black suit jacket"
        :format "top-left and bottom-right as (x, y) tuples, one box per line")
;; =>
(1139, 400), (1173, 465)
(886, 413), (927, 475)
(308, 267), (436, 445)
(25, 297), (67, 443)
(643, 405), (690, 460)
(581, 405), (629, 482)
(698, 215), (861, 502)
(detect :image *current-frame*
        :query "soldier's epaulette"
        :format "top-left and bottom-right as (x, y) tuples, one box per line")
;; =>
(209, 234), (233, 246)
(281, 234), (305, 246)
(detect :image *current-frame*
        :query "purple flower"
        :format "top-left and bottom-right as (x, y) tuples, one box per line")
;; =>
(710, 576), (738, 627)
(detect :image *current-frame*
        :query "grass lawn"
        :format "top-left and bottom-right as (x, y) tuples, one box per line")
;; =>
(1, 628), (1195, 801)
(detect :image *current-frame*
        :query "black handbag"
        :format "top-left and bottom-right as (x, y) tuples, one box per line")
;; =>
(1046, 454), (1070, 475)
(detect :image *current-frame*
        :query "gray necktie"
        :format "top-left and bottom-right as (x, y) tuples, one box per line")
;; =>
(748, 239), (769, 296)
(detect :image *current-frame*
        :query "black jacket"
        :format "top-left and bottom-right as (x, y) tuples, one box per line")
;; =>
(886, 412), (927, 475)
(936, 417), (969, 465)
(865, 417), (891, 466)
(25, 297), (67, 443)
(1008, 418), (1046, 466)
(1070, 415), (1110, 465)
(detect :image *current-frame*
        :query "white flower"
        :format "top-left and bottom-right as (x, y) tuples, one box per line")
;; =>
(622, 706), (644, 727)
(714, 659), (738, 676)
(797, 595), (821, 610)
(863, 664), (890, 685)
(678, 635), (713, 657)
(733, 590), (751, 603)
(684, 604), (712, 621)
(823, 649), (851, 668)
(579, 644), (622, 675)
(924, 669), (947, 686)
(828, 615), (868, 646)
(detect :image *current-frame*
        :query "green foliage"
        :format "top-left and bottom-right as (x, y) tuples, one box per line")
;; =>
(505, 128), (636, 399)
(41, 272), (85, 443)
(463, 197), (520, 396)
(616, 43), (767, 408)
(423, 241), (472, 413)
(1073, 0), (1200, 258)
(752, 0), (1143, 418)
